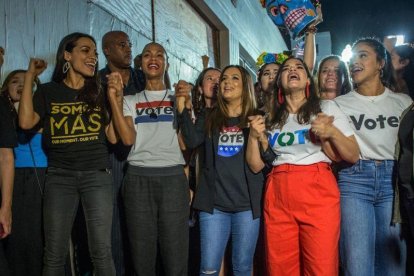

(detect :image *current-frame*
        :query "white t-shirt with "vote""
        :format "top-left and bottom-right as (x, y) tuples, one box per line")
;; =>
(268, 100), (354, 166)
(334, 88), (413, 160)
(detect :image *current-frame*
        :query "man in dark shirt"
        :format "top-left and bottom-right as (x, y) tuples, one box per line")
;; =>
(100, 31), (145, 97)
(0, 96), (17, 275)
(100, 31), (145, 276)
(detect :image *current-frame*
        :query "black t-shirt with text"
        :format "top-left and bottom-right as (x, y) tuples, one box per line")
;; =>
(33, 82), (109, 170)
(214, 117), (250, 212)
(0, 96), (17, 148)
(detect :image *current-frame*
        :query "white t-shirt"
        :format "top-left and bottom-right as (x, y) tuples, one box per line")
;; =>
(334, 88), (413, 160)
(268, 100), (354, 165)
(123, 89), (185, 167)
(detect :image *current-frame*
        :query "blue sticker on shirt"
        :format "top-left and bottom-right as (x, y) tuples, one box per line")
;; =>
(218, 126), (244, 157)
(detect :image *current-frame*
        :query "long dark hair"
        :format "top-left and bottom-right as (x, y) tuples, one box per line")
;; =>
(268, 57), (321, 129)
(394, 44), (414, 99)
(352, 37), (396, 90)
(316, 55), (352, 97)
(52, 32), (107, 123)
(206, 65), (257, 136)
(257, 63), (280, 111)
(192, 67), (221, 115)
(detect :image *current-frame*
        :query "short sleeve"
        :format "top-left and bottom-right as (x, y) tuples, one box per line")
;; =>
(321, 100), (354, 137)
(123, 95), (134, 117)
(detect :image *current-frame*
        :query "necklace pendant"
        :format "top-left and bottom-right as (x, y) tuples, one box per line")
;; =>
(149, 112), (158, 119)
(143, 90), (168, 120)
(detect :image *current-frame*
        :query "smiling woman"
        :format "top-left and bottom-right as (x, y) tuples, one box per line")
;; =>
(176, 65), (264, 276)
(18, 32), (116, 276)
(334, 38), (412, 276)
(316, 55), (352, 99)
(107, 42), (190, 275)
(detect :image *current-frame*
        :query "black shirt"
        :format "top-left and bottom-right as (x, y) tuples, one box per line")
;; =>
(99, 66), (145, 97)
(0, 96), (17, 148)
(214, 117), (251, 212)
(398, 109), (414, 198)
(33, 82), (109, 170)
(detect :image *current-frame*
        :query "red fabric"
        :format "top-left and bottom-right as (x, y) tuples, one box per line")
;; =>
(264, 163), (340, 276)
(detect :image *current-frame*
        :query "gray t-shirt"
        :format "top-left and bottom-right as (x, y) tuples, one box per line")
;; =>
(123, 89), (185, 167)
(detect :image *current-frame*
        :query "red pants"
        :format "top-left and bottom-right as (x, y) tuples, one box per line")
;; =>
(264, 163), (340, 276)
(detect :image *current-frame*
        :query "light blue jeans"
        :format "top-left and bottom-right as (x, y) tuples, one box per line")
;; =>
(338, 160), (407, 276)
(199, 209), (260, 276)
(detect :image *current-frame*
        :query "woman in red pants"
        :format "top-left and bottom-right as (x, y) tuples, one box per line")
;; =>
(247, 57), (359, 275)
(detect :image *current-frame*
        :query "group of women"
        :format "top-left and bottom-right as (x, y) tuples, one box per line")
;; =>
(1, 29), (414, 276)
(176, 37), (414, 276)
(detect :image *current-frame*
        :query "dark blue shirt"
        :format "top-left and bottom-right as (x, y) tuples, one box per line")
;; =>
(99, 66), (145, 96)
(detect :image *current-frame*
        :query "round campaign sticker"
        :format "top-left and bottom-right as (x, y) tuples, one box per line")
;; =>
(217, 126), (244, 157)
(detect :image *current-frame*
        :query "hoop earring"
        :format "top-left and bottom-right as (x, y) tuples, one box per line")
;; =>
(380, 68), (384, 78)
(63, 61), (70, 74)
(277, 88), (284, 105)
(306, 83), (310, 98)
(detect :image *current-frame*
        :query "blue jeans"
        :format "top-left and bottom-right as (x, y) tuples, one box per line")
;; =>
(338, 160), (406, 276)
(42, 167), (115, 276)
(199, 209), (260, 276)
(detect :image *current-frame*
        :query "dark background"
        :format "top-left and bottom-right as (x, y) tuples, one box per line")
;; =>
(318, 0), (414, 54)
(276, 0), (414, 55)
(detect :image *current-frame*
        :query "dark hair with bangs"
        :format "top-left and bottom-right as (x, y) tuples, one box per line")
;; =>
(268, 57), (321, 129)
(206, 65), (257, 136)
